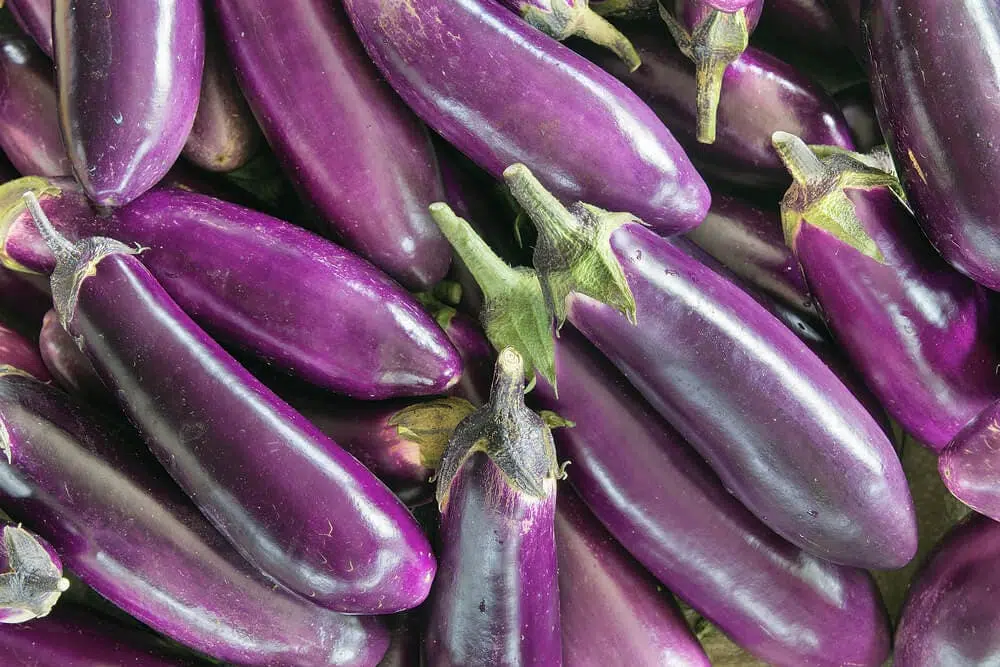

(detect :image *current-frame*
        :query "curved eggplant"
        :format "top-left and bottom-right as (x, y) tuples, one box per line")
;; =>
(215, 0), (449, 290)
(938, 399), (1000, 522)
(38, 309), (105, 400)
(53, 0), (204, 206)
(834, 82), (881, 151)
(0, 519), (68, 624)
(5, 0), (52, 56)
(0, 372), (388, 665)
(867, 0), (1000, 290)
(0, 320), (48, 381)
(0, 27), (70, 177)
(0, 178), (462, 399)
(24, 196), (437, 614)
(344, 0), (710, 236)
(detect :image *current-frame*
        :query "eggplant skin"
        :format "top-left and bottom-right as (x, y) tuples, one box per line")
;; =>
(0, 320), (50, 382)
(5, 0), (53, 57)
(938, 399), (1000, 522)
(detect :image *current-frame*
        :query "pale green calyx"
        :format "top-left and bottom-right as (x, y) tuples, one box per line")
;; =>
(389, 397), (478, 470)
(522, 0), (642, 71)
(502, 164), (636, 329)
(0, 177), (64, 275)
(0, 525), (70, 623)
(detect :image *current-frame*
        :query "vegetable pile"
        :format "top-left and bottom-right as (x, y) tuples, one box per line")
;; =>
(0, 0), (997, 664)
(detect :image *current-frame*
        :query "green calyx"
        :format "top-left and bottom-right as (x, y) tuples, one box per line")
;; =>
(591, 0), (656, 18)
(522, 0), (642, 71)
(0, 525), (70, 622)
(660, 4), (749, 144)
(772, 132), (906, 263)
(0, 177), (64, 274)
(388, 397), (477, 470)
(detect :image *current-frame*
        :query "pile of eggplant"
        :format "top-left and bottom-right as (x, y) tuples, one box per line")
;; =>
(0, 0), (999, 664)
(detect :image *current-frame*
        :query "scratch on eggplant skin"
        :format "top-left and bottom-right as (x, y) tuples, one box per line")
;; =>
(907, 149), (928, 183)
(0, 418), (9, 464)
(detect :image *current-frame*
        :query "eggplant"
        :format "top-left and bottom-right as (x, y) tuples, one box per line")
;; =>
(773, 135), (1000, 452)
(894, 514), (1000, 666)
(418, 295), (495, 405)
(867, 0), (1000, 290)
(38, 309), (106, 400)
(0, 320), (49, 382)
(753, 0), (848, 60)
(344, 0), (710, 236)
(501, 164), (915, 568)
(378, 614), (422, 667)
(0, 518), (68, 624)
(5, 0), (52, 56)
(0, 265), (50, 335)
(215, 0), (449, 291)
(0, 27), (70, 177)
(24, 195), (437, 615)
(939, 399), (1000, 522)
(556, 486), (710, 667)
(0, 177), (462, 399)
(834, 82), (881, 151)
(576, 21), (854, 189)
(0, 372), (388, 665)
(659, 0), (764, 143)
(53, 0), (203, 207)
(426, 348), (562, 667)
(181, 20), (260, 173)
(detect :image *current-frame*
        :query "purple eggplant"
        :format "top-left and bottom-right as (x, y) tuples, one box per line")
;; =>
(344, 0), (710, 237)
(181, 21), (260, 173)
(426, 348), (562, 667)
(0, 320), (49, 382)
(867, 0), (1000, 290)
(53, 0), (204, 207)
(0, 177), (462, 399)
(24, 195), (437, 614)
(556, 486), (710, 667)
(0, 26), (70, 177)
(5, 0), (52, 56)
(0, 518), (68, 624)
(834, 82), (881, 152)
(215, 0), (449, 291)
(939, 399), (1000, 522)
(659, 0), (764, 143)
(417, 294), (496, 405)
(576, 21), (854, 189)
(38, 309), (106, 400)
(0, 372), (388, 665)
(774, 135), (1000, 451)
(894, 514), (1000, 666)
(502, 164), (915, 568)
(754, 0), (848, 60)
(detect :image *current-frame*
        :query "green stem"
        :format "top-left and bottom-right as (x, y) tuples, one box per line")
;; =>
(22, 192), (76, 265)
(574, 9), (642, 72)
(502, 164), (584, 251)
(429, 203), (520, 290)
(771, 131), (827, 185)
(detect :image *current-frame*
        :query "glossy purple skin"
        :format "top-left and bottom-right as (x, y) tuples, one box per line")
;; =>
(0, 374), (389, 665)
(0, 320), (49, 381)
(532, 329), (891, 666)
(834, 82), (881, 151)
(673, 0), (763, 32)
(2, 180), (462, 398)
(344, 0), (710, 236)
(182, 25), (260, 173)
(894, 515), (1000, 666)
(53, 0), (204, 207)
(556, 486), (710, 667)
(568, 223), (915, 568)
(38, 309), (106, 400)
(6, 0), (53, 57)
(442, 311), (495, 406)
(939, 399), (1000, 521)
(64, 251), (436, 614)
(578, 23), (854, 189)
(793, 188), (1000, 450)
(215, 0), (449, 291)
(425, 454), (561, 667)
(0, 30), (71, 177)
(867, 1), (1000, 290)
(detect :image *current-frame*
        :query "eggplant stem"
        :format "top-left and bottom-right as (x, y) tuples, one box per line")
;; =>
(503, 164), (585, 252)
(22, 193), (77, 264)
(574, 9), (642, 71)
(430, 203), (518, 289)
(490, 348), (527, 420)
(772, 132), (827, 184)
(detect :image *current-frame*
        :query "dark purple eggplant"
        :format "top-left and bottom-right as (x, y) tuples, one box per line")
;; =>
(0, 320), (48, 381)
(0, 518), (68, 624)
(38, 309), (105, 400)
(825, 0), (864, 62)
(5, 0), (52, 56)
(0, 177), (462, 399)
(754, 0), (849, 60)
(377, 614), (422, 667)
(834, 82), (881, 151)
(0, 265), (49, 335)
(425, 348), (562, 667)
(344, 0), (710, 236)
(867, 0), (1000, 290)
(0, 372), (388, 665)
(938, 399), (1000, 522)
(24, 194), (437, 614)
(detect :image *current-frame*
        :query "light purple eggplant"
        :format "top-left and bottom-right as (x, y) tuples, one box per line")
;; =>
(0, 518), (68, 624)
(214, 0), (449, 291)
(894, 514), (1000, 666)
(0, 177), (462, 399)
(24, 194), (438, 614)
(503, 163), (915, 569)
(576, 21), (854, 189)
(53, 0), (204, 207)
(425, 348), (562, 667)
(344, 0), (710, 236)
(38, 309), (106, 400)
(5, 0), (52, 56)
(0, 320), (49, 382)
(0, 26), (70, 177)
(556, 486), (710, 667)
(834, 82), (881, 151)
(939, 399), (1000, 522)
(0, 371), (388, 665)
(659, 0), (764, 143)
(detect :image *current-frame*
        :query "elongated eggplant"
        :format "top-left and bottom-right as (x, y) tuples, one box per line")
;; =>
(773, 135), (1000, 451)
(38, 309), (105, 400)
(0, 518), (68, 623)
(0, 372), (388, 665)
(53, 0), (204, 207)
(5, 0), (52, 56)
(426, 349), (562, 667)
(556, 486), (710, 667)
(938, 399), (1000, 522)
(894, 515), (1000, 666)
(834, 82), (881, 151)
(0, 320), (48, 381)
(867, 0), (1000, 290)
(576, 21), (854, 189)
(215, 0), (449, 290)
(0, 178), (462, 399)
(0, 27), (70, 177)
(503, 164), (915, 568)
(25, 196), (437, 614)
(659, 0), (764, 143)
(344, 0), (709, 236)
